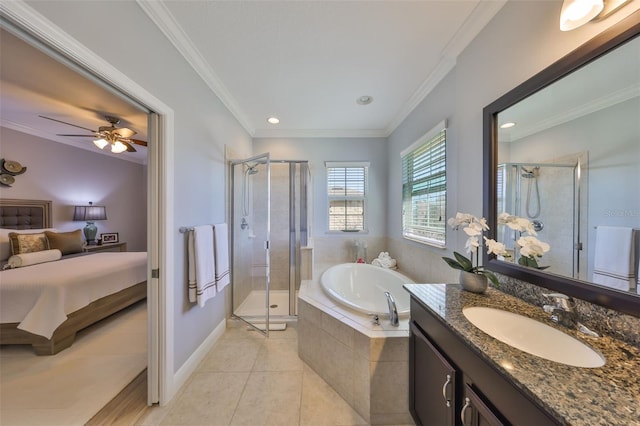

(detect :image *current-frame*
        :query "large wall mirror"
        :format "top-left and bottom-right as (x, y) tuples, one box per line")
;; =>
(483, 10), (640, 317)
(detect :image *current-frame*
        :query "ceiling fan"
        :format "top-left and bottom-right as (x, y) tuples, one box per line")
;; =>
(39, 115), (148, 153)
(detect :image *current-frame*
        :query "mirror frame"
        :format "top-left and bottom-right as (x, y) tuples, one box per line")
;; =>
(483, 10), (640, 318)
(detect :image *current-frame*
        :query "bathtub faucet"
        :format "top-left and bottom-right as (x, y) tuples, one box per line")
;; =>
(384, 291), (399, 327)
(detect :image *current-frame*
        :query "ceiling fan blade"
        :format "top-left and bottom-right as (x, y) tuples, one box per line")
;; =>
(39, 115), (96, 133)
(114, 127), (136, 138)
(123, 141), (137, 152)
(128, 138), (148, 147)
(57, 133), (97, 137)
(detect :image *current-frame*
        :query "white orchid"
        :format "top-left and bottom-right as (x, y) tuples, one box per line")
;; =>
(443, 212), (506, 287)
(484, 237), (509, 257)
(517, 236), (550, 258)
(499, 212), (550, 269)
(499, 213), (538, 236)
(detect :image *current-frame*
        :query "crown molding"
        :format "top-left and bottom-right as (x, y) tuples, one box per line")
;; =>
(137, 0), (254, 136)
(505, 84), (640, 142)
(384, 0), (507, 136)
(253, 127), (388, 139)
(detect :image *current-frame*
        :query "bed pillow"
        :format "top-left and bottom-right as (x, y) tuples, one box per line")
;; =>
(0, 228), (57, 261)
(5, 249), (62, 269)
(45, 229), (84, 255)
(9, 232), (50, 256)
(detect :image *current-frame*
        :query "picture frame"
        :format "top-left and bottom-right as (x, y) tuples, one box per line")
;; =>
(101, 232), (119, 244)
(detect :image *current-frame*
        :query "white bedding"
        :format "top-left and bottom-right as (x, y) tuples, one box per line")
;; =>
(0, 252), (147, 339)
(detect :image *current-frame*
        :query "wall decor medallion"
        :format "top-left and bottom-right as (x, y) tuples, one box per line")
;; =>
(0, 159), (27, 187)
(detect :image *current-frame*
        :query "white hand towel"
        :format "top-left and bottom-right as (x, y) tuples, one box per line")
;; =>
(188, 225), (217, 307)
(592, 226), (636, 291)
(213, 223), (231, 291)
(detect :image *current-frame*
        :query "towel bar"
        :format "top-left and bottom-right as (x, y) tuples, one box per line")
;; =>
(179, 226), (194, 233)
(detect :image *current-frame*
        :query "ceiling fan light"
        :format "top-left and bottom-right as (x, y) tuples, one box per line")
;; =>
(93, 138), (109, 149)
(111, 141), (128, 154)
(560, 0), (604, 31)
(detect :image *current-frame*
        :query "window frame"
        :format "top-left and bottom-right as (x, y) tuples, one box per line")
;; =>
(325, 161), (369, 233)
(400, 120), (447, 248)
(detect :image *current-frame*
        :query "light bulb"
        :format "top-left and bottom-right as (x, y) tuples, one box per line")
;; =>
(93, 138), (109, 149)
(111, 141), (128, 153)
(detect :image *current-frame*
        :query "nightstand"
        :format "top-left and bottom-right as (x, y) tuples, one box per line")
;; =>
(83, 241), (127, 253)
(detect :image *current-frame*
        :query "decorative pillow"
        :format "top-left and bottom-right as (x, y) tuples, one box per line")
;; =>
(5, 249), (62, 269)
(8, 232), (49, 255)
(45, 229), (84, 255)
(0, 228), (57, 261)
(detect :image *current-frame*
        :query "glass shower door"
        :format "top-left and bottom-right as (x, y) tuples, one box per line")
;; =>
(230, 153), (271, 335)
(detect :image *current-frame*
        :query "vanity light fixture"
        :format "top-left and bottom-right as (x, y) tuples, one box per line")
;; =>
(267, 117), (280, 124)
(357, 95), (373, 105)
(500, 122), (516, 129)
(560, 0), (604, 31)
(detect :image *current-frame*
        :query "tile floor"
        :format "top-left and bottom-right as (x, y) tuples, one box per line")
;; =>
(139, 323), (413, 426)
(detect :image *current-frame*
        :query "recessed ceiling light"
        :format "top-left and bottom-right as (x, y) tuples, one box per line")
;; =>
(500, 122), (516, 129)
(357, 95), (373, 105)
(267, 117), (280, 124)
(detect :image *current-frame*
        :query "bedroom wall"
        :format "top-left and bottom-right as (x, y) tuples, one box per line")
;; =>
(0, 127), (147, 251)
(386, 1), (639, 284)
(23, 0), (253, 384)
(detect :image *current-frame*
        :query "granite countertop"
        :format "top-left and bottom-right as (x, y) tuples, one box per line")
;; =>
(404, 283), (640, 426)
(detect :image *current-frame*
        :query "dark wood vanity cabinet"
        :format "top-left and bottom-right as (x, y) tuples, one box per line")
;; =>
(409, 297), (560, 426)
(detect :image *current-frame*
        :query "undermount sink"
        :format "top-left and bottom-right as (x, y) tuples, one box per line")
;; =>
(462, 307), (605, 368)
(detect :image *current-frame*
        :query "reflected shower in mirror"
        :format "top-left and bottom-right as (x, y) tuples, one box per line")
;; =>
(483, 10), (640, 316)
(495, 33), (639, 295)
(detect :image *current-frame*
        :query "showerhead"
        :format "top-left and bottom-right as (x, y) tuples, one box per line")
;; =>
(521, 166), (539, 178)
(245, 164), (259, 175)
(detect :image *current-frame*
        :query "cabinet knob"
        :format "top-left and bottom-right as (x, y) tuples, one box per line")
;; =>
(442, 374), (452, 407)
(460, 397), (471, 425)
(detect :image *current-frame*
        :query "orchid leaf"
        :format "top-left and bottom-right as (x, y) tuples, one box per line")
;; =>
(442, 257), (465, 271)
(453, 251), (473, 271)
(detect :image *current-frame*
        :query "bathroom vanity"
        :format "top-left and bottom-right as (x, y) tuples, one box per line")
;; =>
(404, 284), (640, 426)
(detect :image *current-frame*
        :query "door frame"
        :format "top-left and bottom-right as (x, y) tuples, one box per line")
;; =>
(1, 2), (174, 404)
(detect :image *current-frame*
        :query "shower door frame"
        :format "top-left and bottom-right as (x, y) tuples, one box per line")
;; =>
(230, 153), (271, 336)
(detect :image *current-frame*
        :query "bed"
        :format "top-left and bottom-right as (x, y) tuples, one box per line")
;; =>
(0, 198), (147, 355)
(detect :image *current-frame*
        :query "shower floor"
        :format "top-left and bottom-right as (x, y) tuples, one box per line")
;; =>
(235, 290), (298, 317)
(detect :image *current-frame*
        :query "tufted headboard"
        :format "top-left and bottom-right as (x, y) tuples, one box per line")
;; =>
(0, 199), (52, 229)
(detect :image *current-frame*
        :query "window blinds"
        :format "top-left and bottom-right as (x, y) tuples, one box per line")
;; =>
(326, 162), (368, 231)
(401, 123), (447, 246)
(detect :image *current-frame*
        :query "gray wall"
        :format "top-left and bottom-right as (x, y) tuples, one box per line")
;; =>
(386, 1), (638, 284)
(25, 1), (253, 372)
(0, 127), (147, 251)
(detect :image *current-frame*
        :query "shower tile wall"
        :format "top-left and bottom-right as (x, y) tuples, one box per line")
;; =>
(250, 164), (291, 292)
(520, 165), (574, 276)
(233, 167), (254, 311)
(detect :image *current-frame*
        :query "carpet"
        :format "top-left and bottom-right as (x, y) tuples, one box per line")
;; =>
(0, 301), (147, 426)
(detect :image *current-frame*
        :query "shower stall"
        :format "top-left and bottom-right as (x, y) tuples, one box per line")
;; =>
(497, 160), (587, 280)
(230, 153), (311, 334)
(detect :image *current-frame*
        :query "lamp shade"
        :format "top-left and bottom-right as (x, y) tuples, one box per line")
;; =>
(73, 204), (107, 221)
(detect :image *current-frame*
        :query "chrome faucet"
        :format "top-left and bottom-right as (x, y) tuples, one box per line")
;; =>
(384, 291), (399, 327)
(542, 293), (598, 337)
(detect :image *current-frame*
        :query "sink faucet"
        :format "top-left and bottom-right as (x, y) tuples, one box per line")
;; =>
(384, 291), (399, 327)
(542, 293), (598, 337)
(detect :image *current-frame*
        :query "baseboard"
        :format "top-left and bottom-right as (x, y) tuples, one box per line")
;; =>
(167, 318), (226, 401)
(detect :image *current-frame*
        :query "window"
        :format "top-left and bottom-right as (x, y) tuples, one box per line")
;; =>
(326, 162), (369, 232)
(401, 120), (447, 247)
